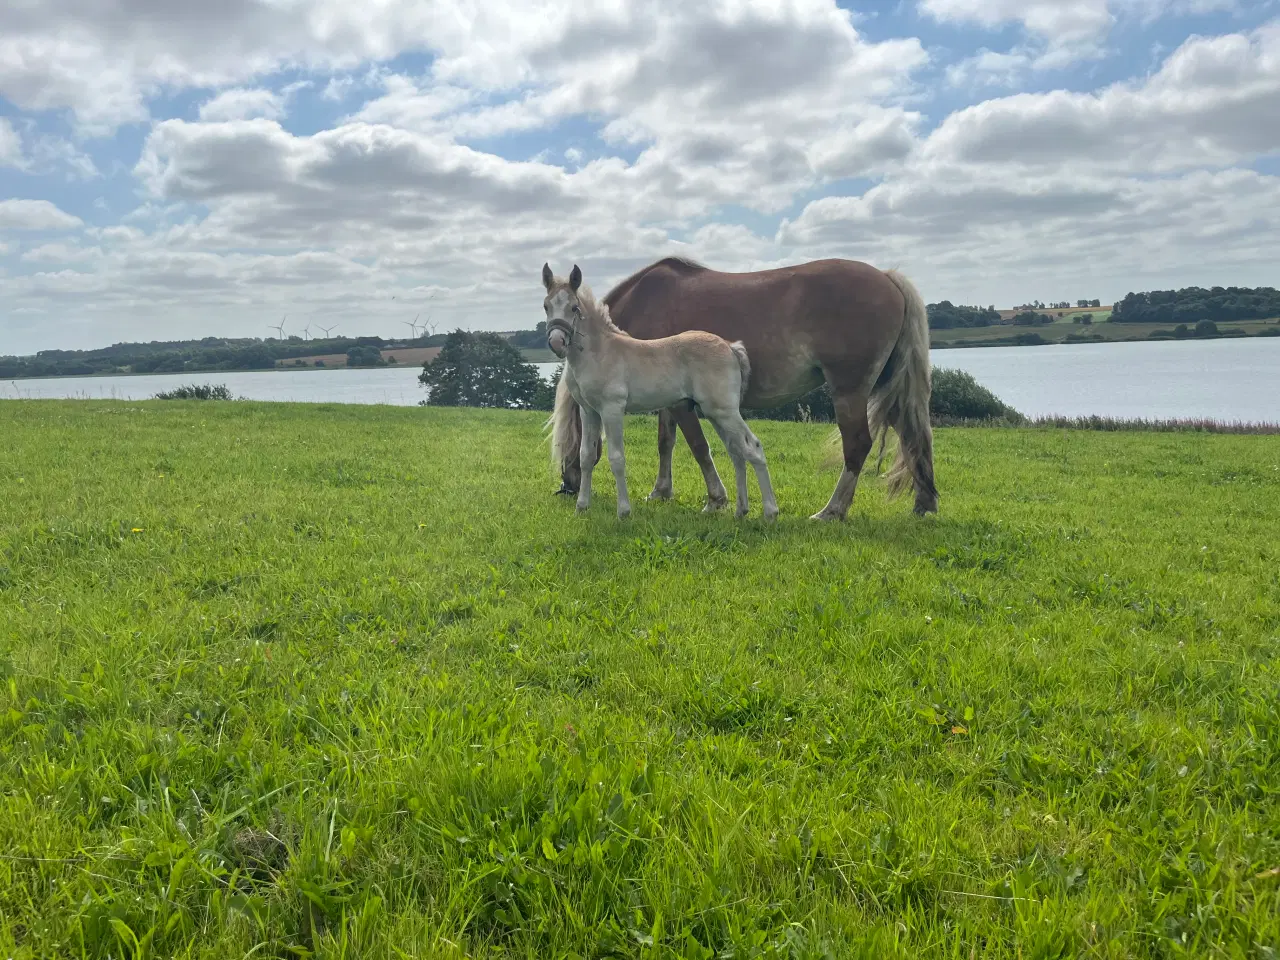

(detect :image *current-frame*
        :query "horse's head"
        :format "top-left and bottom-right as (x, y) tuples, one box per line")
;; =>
(541, 262), (583, 358)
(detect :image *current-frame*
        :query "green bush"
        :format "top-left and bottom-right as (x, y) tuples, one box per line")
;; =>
(748, 368), (1021, 425)
(929, 368), (1023, 423)
(153, 383), (234, 400)
(346, 345), (386, 367)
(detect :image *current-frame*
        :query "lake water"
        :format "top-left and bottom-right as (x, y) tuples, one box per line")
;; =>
(4, 337), (1277, 422)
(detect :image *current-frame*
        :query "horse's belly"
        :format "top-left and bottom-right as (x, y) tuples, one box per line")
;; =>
(624, 381), (684, 414)
(742, 342), (822, 407)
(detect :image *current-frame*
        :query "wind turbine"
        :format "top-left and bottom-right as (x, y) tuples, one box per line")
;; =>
(302, 323), (312, 341)
(421, 291), (439, 337)
(318, 324), (337, 338)
(402, 314), (421, 340)
(270, 315), (287, 340)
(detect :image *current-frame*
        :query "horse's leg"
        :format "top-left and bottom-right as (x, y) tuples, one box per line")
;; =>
(712, 414), (779, 521)
(576, 406), (602, 513)
(559, 402), (601, 495)
(601, 410), (631, 519)
(738, 419), (779, 521)
(707, 418), (750, 518)
(811, 386), (873, 522)
(646, 407), (678, 501)
(672, 404), (730, 512)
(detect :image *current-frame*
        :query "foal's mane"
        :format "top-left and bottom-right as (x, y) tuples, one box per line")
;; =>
(577, 285), (632, 339)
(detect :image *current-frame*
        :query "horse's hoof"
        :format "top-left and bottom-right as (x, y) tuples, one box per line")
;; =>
(763, 508), (780, 523)
(702, 498), (729, 513)
(809, 510), (844, 522)
(645, 489), (673, 502)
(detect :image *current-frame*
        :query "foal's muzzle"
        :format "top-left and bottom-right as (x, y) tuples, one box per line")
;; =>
(546, 318), (573, 358)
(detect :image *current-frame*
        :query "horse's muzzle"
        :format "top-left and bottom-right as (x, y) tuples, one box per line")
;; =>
(547, 327), (568, 357)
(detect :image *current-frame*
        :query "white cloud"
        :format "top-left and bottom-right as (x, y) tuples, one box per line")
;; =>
(1, 2), (1278, 353)
(0, 199), (84, 231)
(778, 167), (1280, 307)
(945, 49), (1032, 88)
(198, 87), (286, 122)
(925, 22), (1280, 173)
(0, 117), (22, 166)
(20, 242), (101, 264)
(921, 0), (1114, 68)
(921, 0), (1114, 43)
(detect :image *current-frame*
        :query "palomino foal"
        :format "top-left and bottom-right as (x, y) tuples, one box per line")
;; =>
(542, 262), (778, 521)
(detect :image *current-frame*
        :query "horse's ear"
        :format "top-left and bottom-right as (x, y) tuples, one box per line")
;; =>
(541, 263), (554, 290)
(569, 264), (582, 291)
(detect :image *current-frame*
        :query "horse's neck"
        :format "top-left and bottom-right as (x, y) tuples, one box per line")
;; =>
(575, 309), (625, 356)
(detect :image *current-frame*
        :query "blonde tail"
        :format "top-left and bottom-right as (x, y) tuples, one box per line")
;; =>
(546, 371), (580, 478)
(729, 340), (751, 403)
(869, 269), (938, 513)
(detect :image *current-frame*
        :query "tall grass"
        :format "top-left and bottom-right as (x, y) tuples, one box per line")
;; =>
(153, 382), (235, 400)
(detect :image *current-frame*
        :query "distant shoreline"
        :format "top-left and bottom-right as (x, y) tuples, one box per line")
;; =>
(3, 328), (1277, 382)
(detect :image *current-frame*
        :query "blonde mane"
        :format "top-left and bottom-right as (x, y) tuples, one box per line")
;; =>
(575, 284), (632, 339)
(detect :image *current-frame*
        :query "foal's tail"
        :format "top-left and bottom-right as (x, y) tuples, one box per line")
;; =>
(729, 341), (751, 403)
(869, 269), (938, 513)
(546, 371), (580, 477)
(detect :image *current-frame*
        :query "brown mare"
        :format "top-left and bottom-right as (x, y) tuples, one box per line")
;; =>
(547, 256), (938, 520)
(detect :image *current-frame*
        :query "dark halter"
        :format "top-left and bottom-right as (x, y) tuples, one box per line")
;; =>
(547, 315), (577, 349)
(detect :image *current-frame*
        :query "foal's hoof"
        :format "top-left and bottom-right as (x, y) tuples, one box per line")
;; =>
(763, 507), (780, 523)
(645, 488), (673, 502)
(702, 497), (729, 513)
(809, 509), (845, 522)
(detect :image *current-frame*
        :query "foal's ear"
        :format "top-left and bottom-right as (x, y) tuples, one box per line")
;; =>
(541, 262), (554, 290)
(569, 264), (582, 291)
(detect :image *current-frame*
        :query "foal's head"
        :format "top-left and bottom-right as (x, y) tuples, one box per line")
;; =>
(541, 262), (584, 358)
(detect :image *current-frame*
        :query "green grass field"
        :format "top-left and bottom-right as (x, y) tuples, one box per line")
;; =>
(2, 401), (1279, 959)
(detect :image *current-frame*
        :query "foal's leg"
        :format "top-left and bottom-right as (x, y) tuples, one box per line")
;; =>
(646, 407), (678, 501)
(708, 418), (750, 517)
(576, 407), (603, 513)
(672, 404), (730, 511)
(560, 402), (601, 495)
(601, 410), (631, 519)
(811, 386), (873, 522)
(713, 413), (780, 521)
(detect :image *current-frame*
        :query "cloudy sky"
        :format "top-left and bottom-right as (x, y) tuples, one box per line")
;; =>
(1, 0), (1277, 354)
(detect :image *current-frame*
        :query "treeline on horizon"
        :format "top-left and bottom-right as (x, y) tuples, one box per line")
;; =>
(1109, 285), (1280, 324)
(0, 332), (451, 380)
(5, 283), (1280, 380)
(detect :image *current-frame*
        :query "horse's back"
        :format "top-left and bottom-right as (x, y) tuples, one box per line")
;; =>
(605, 257), (904, 341)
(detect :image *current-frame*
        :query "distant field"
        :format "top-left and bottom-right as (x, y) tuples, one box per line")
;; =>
(935, 316), (1280, 348)
(2, 401), (1279, 957)
(995, 306), (1113, 322)
(278, 346), (555, 368)
(278, 346), (442, 369)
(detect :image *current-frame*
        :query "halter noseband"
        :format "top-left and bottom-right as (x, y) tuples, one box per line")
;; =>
(546, 314), (578, 349)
